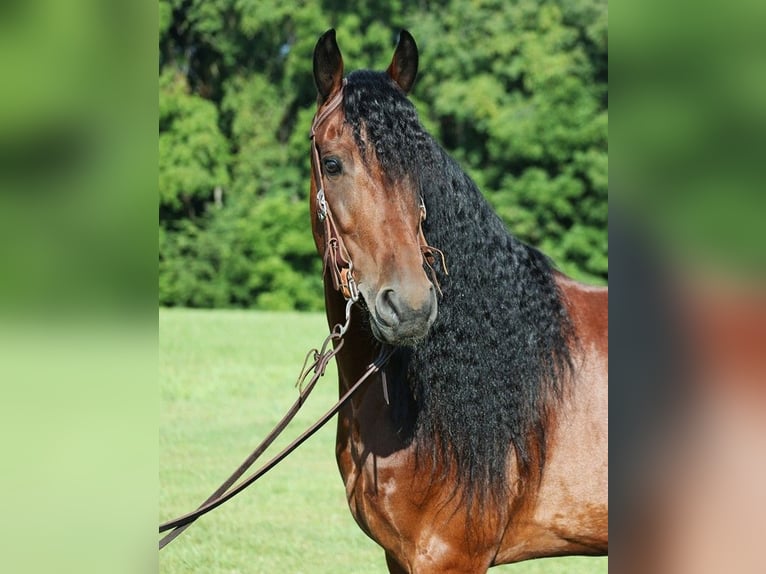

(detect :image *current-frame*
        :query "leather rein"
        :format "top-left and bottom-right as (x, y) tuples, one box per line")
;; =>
(159, 81), (445, 550)
(159, 296), (393, 549)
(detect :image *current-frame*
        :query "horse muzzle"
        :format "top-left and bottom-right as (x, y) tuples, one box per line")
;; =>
(368, 283), (438, 345)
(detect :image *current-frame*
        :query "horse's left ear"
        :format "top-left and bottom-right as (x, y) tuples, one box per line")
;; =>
(387, 30), (418, 94)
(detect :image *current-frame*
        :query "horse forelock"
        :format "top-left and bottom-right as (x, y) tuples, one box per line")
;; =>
(341, 68), (576, 516)
(342, 70), (431, 185)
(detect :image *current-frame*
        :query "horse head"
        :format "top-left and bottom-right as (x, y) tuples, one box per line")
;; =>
(310, 30), (439, 346)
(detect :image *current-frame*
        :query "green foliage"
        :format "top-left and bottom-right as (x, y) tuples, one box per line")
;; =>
(417, 0), (608, 282)
(159, 70), (230, 218)
(159, 0), (608, 309)
(213, 193), (324, 310)
(159, 195), (323, 310)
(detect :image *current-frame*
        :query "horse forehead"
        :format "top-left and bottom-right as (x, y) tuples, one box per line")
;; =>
(314, 113), (342, 145)
(318, 117), (388, 179)
(314, 103), (350, 140)
(315, 106), (407, 194)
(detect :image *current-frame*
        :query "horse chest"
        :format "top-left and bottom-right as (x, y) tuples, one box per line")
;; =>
(337, 417), (425, 545)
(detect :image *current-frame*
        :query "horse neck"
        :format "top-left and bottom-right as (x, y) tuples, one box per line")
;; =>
(420, 152), (513, 290)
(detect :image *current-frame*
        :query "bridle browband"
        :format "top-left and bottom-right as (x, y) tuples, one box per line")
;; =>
(309, 79), (447, 300)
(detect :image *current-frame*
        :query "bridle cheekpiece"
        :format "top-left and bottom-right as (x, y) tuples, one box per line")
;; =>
(309, 80), (359, 302)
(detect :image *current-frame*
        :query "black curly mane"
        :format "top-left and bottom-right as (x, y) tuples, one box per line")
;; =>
(342, 71), (575, 512)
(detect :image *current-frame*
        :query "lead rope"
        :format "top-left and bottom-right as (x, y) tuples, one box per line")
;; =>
(159, 296), (393, 547)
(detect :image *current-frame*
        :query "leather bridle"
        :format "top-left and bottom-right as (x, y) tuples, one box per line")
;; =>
(309, 80), (447, 301)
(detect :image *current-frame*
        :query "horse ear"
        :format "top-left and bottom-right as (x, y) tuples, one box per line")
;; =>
(387, 30), (418, 94)
(313, 29), (344, 105)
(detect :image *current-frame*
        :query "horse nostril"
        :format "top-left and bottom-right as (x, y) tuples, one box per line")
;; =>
(375, 288), (400, 328)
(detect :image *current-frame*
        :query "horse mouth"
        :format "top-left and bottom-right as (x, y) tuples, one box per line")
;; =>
(369, 316), (431, 346)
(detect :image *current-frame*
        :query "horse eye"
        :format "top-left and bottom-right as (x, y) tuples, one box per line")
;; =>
(323, 157), (342, 176)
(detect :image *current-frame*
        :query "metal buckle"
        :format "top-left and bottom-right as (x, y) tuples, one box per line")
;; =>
(317, 187), (327, 221)
(340, 267), (359, 302)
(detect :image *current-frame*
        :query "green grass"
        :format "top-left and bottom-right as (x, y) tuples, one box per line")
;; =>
(160, 308), (607, 573)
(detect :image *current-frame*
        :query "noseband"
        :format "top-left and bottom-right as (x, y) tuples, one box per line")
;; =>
(309, 80), (447, 300)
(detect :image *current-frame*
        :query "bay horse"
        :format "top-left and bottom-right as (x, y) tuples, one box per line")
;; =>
(309, 29), (608, 573)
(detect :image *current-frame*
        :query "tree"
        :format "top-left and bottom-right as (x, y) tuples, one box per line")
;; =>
(159, 70), (230, 221)
(159, 0), (608, 309)
(416, 0), (608, 282)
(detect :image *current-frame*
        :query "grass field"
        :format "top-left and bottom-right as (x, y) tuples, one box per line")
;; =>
(159, 308), (607, 573)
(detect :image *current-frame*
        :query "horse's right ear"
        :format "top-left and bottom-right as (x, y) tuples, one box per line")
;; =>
(313, 29), (344, 105)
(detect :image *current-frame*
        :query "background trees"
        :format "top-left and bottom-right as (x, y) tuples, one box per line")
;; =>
(159, 0), (608, 309)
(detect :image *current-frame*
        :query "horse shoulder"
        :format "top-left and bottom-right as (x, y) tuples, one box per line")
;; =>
(540, 273), (608, 551)
(495, 274), (609, 562)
